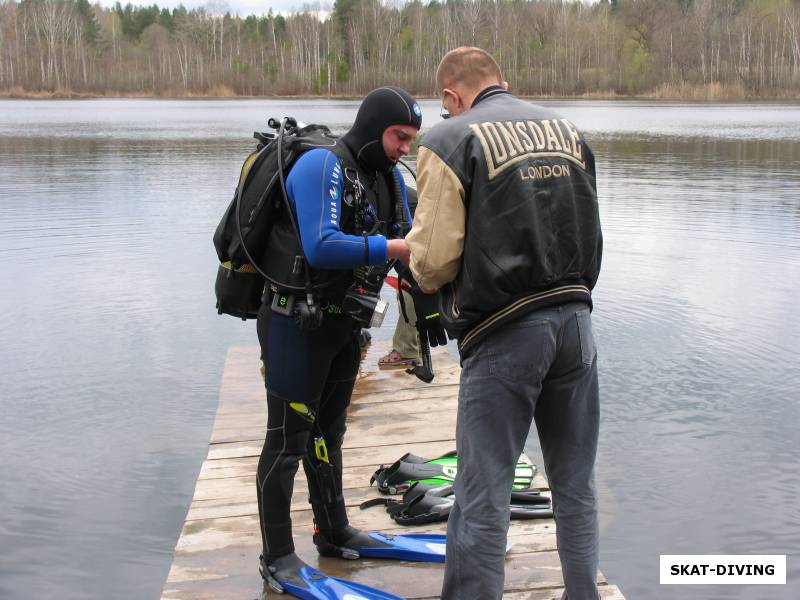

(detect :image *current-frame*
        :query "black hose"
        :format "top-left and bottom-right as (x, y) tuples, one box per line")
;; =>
(407, 336), (434, 383)
(233, 117), (293, 283)
(398, 159), (417, 182)
(234, 147), (272, 281)
(392, 170), (410, 236)
(393, 160), (433, 382)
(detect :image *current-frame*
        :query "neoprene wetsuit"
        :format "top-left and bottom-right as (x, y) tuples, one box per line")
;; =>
(286, 148), (408, 268)
(255, 86), (420, 563)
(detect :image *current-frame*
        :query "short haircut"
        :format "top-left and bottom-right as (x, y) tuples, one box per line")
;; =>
(436, 47), (503, 92)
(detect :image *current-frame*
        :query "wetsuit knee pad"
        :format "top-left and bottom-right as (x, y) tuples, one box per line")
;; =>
(265, 395), (317, 453)
(266, 395), (316, 429)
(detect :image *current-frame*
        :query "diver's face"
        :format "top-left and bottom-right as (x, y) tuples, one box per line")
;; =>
(382, 124), (418, 163)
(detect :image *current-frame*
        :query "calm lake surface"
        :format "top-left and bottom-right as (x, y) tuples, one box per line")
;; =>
(1, 99), (798, 599)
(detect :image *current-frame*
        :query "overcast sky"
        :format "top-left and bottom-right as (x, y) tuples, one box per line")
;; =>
(97, 0), (335, 17)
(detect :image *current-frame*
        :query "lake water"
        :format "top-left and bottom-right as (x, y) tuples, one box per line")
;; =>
(0, 99), (798, 599)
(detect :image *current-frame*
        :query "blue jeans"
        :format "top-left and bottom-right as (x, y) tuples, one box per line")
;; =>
(442, 302), (600, 600)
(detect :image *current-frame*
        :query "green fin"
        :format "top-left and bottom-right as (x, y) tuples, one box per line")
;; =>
(370, 451), (537, 494)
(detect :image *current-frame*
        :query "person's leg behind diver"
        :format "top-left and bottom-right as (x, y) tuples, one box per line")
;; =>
(379, 289), (420, 368)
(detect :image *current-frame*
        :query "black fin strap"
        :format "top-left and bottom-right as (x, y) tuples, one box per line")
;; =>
(368, 468), (383, 487)
(359, 497), (399, 510)
(509, 507), (554, 520)
(370, 457), (404, 490)
(510, 491), (552, 506)
(391, 505), (447, 526)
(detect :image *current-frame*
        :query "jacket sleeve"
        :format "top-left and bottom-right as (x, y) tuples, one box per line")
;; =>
(406, 146), (465, 290)
(286, 148), (388, 268)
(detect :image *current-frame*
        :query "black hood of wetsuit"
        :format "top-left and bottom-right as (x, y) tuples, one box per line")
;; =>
(341, 86), (422, 173)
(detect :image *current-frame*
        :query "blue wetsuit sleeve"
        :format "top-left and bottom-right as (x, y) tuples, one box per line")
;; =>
(286, 149), (388, 268)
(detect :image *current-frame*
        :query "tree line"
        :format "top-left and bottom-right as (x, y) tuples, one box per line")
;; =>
(1, 0), (799, 98)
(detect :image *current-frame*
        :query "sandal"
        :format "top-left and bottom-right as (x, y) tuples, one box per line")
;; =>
(378, 349), (418, 370)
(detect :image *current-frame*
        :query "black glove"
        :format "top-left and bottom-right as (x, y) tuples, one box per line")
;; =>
(409, 288), (448, 347)
(294, 298), (323, 331)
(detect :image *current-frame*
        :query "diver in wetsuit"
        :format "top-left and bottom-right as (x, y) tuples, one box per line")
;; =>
(255, 87), (422, 583)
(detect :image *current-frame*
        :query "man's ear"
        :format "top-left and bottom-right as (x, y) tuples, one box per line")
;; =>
(443, 88), (459, 110)
(452, 89), (467, 112)
(501, 81), (509, 91)
(450, 92), (460, 112)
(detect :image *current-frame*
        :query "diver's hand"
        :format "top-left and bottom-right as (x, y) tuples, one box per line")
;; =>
(410, 289), (448, 347)
(386, 239), (410, 265)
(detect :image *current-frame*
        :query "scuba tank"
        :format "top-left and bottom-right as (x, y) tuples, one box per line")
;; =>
(213, 119), (341, 320)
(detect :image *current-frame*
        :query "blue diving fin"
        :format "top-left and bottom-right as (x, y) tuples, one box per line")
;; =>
(261, 553), (404, 600)
(315, 529), (447, 563)
(352, 532), (447, 563)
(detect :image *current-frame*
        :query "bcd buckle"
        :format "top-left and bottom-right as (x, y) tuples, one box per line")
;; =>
(270, 291), (295, 316)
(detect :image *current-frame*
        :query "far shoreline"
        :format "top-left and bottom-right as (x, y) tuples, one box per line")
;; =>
(2, 84), (799, 104)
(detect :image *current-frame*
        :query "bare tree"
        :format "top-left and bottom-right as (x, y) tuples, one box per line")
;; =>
(1, 0), (798, 98)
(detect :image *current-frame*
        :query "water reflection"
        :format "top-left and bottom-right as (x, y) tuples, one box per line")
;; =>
(1, 100), (799, 600)
(577, 129), (800, 600)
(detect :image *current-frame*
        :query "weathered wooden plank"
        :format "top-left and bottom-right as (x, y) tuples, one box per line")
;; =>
(186, 477), (550, 521)
(188, 479), (380, 510)
(162, 550), (625, 600)
(210, 345), (459, 406)
(209, 407), (458, 444)
(350, 379), (461, 404)
(176, 510), (559, 557)
(181, 504), (556, 541)
(165, 543), (578, 600)
(184, 481), (552, 524)
(501, 583), (625, 600)
(349, 366), (461, 397)
(211, 390), (459, 426)
(163, 342), (624, 600)
(207, 354), (461, 444)
(206, 438), (459, 462)
(198, 455), (547, 487)
(198, 457), (424, 484)
(208, 400), (459, 443)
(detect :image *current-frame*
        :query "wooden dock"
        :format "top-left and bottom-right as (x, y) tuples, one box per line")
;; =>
(162, 341), (624, 600)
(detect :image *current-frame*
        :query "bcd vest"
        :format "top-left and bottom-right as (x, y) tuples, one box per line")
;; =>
(214, 123), (405, 319)
(259, 143), (403, 302)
